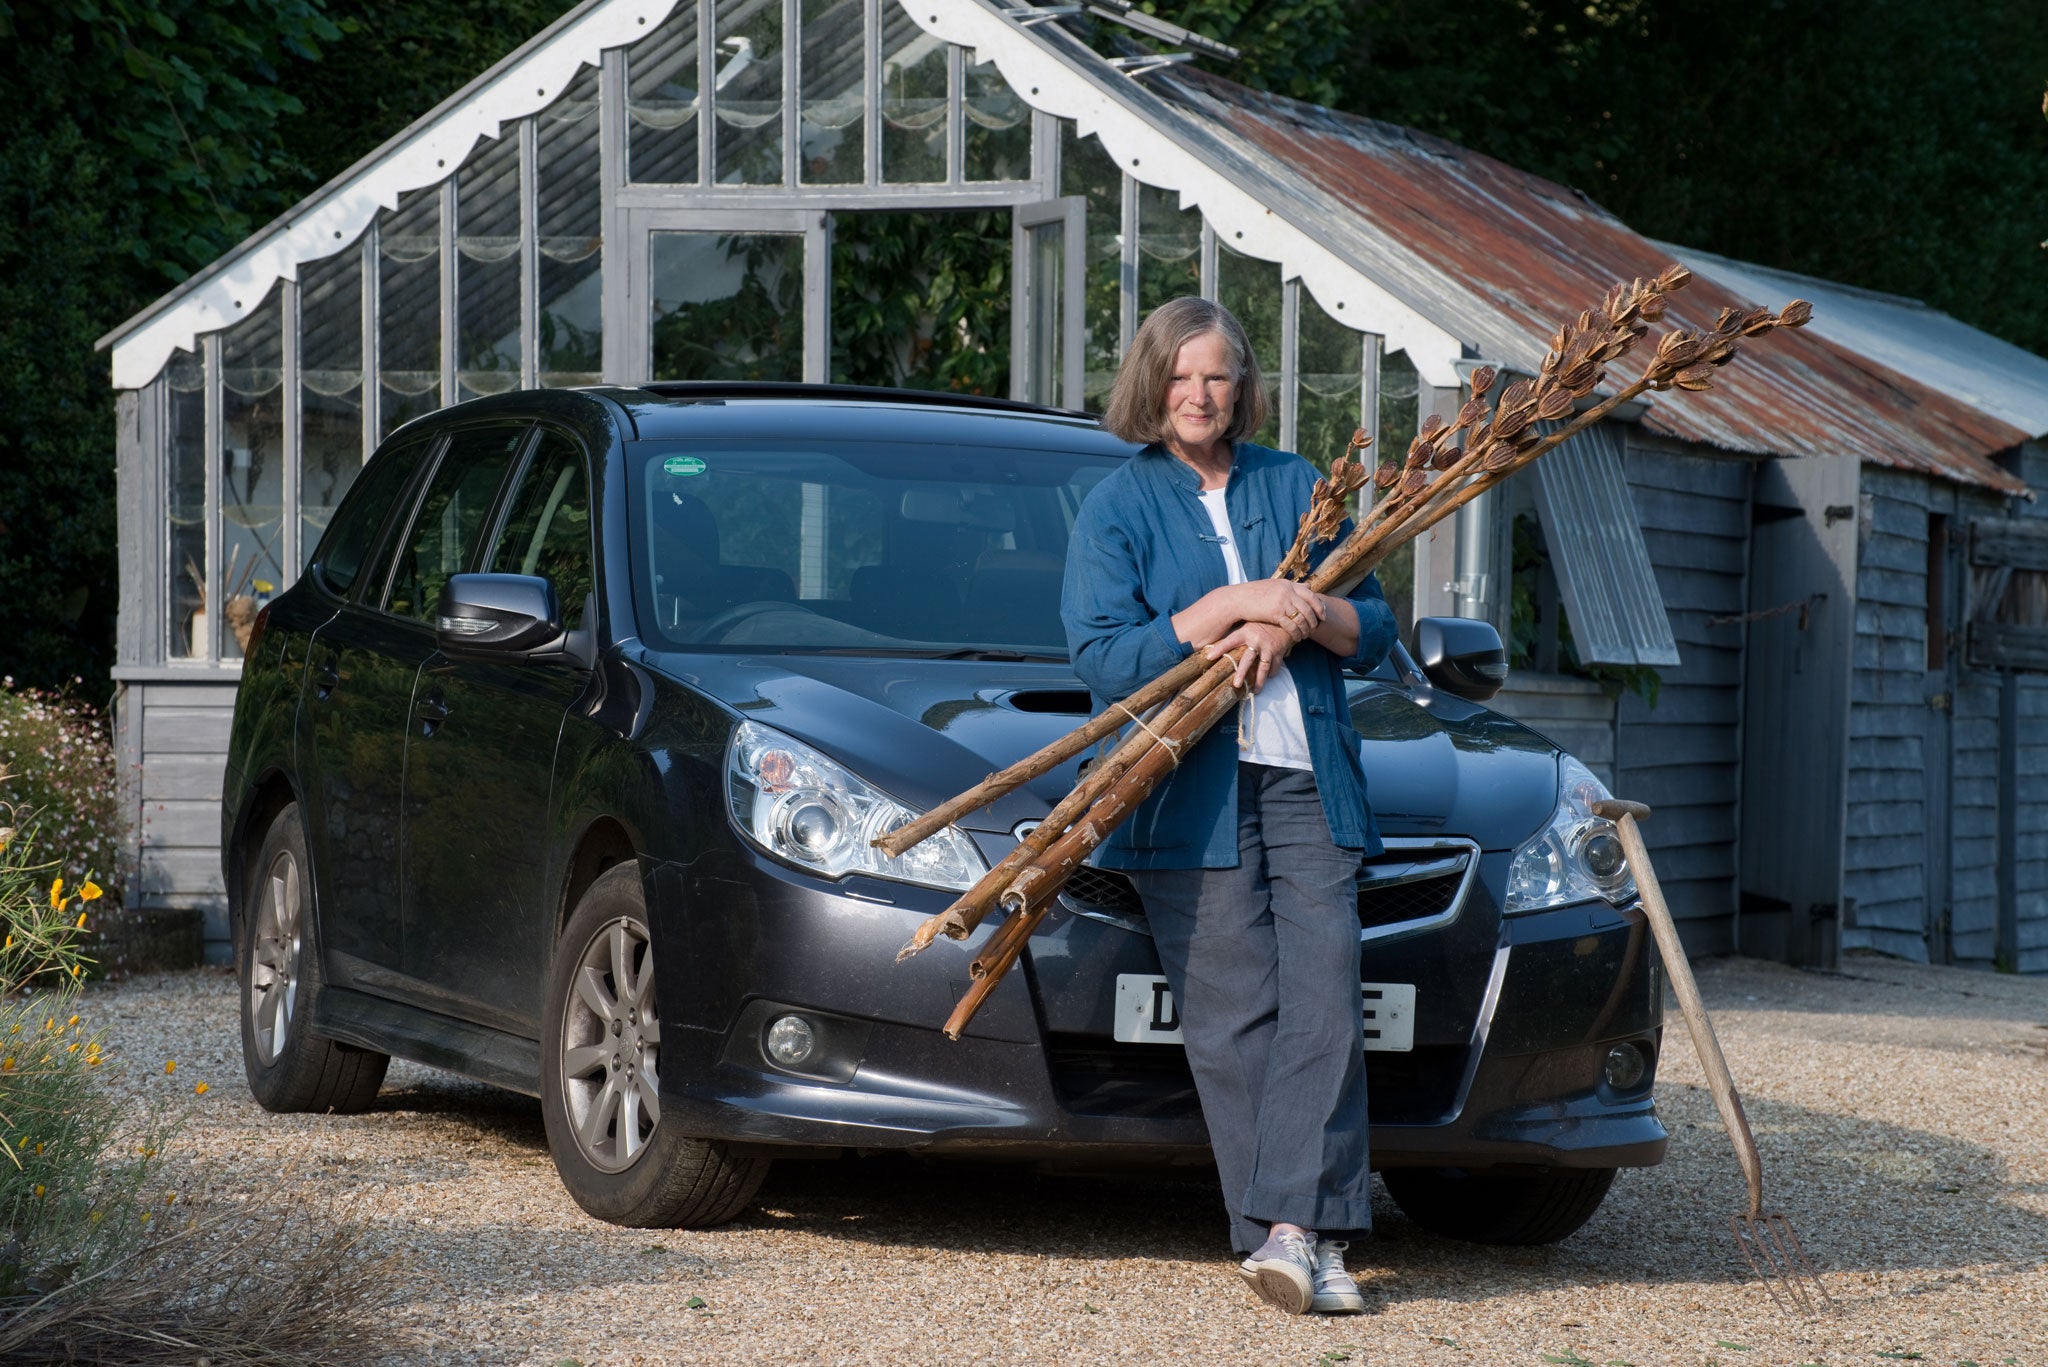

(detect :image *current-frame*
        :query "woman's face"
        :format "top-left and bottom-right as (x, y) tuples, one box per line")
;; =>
(1163, 331), (1237, 456)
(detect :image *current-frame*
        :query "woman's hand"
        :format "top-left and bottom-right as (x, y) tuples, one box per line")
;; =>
(1205, 621), (1294, 692)
(1172, 579), (1323, 651)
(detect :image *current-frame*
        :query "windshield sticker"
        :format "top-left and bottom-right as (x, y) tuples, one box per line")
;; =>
(663, 455), (708, 477)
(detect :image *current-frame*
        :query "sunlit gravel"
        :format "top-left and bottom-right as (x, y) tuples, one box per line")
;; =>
(92, 952), (2047, 1365)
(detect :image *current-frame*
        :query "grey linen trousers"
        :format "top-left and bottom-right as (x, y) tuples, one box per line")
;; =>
(1129, 761), (1373, 1255)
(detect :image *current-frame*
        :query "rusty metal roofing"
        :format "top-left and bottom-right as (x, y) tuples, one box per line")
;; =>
(1150, 68), (2029, 494)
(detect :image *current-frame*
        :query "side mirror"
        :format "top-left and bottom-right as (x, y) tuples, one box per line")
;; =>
(1412, 617), (1508, 702)
(436, 573), (563, 657)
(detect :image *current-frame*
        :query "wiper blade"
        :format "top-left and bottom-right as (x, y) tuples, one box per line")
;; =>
(804, 646), (1068, 661)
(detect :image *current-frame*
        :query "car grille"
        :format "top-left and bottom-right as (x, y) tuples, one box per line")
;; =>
(1058, 842), (1474, 938)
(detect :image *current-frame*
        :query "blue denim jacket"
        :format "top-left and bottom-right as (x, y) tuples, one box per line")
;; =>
(1060, 441), (1400, 869)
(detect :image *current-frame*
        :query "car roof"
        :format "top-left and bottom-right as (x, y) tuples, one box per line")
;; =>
(586, 382), (1137, 453)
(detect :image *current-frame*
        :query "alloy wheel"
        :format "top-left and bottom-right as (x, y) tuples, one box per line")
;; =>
(248, 848), (302, 1065)
(559, 917), (662, 1173)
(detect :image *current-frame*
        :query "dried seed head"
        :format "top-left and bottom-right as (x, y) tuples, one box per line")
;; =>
(1560, 360), (1601, 393)
(1535, 387), (1576, 421)
(1401, 467), (1428, 494)
(1468, 365), (1497, 397)
(1456, 398), (1489, 429)
(1739, 307), (1777, 337)
(1481, 439), (1519, 472)
(1432, 444), (1464, 471)
(1497, 377), (1535, 412)
(1419, 413), (1446, 439)
(1374, 463), (1399, 491)
(1675, 364), (1715, 392)
(1655, 264), (1694, 294)
(1779, 299), (1814, 328)
(1348, 427), (1372, 450)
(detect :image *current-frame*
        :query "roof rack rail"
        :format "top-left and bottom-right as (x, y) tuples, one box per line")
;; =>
(622, 380), (1089, 419)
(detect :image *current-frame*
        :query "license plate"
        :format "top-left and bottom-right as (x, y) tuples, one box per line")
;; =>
(1111, 974), (1416, 1051)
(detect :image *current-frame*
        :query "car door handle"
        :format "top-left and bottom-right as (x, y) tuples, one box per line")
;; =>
(312, 655), (339, 701)
(417, 690), (450, 736)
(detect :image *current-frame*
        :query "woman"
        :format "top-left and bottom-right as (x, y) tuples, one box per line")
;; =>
(1061, 297), (1399, 1316)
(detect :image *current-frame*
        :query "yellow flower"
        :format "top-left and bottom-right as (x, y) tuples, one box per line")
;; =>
(66, 1016), (77, 1027)
(194, 1082), (209, 1096)
(48, 877), (62, 909)
(78, 881), (101, 903)
(164, 1059), (176, 1074)
(65, 1043), (77, 1054)
(3, 935), (11, 949)
(75, 911), (86, 929)
(140, 1212), (150, 1224)
(2, 1058), (13, 1072)
(33, 1143), (42, 1155)
(69, 965), (80, 978)
(33, 1185), (43, 1198)
(165, 1193), (176, 1205)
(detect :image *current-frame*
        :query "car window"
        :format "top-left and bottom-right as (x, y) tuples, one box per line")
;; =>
(311, 433), (434, 597)
(382, 424), (530, 621)
(627, 439), (1123, 655)
(487, 430), (594, 617)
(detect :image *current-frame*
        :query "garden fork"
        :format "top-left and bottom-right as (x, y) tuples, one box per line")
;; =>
(1593, 799), (1835, 1316)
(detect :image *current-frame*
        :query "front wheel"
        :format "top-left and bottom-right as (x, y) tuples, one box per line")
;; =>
(1382, 1166), (1618, 1246)
(539, 863), (769, 1227)
(238, 802), (389, 1113)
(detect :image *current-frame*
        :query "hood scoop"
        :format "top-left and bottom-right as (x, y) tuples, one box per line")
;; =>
(1002, 688), (1093, 716)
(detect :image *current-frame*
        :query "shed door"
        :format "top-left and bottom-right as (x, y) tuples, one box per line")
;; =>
(1010, 197), (1084, 408)
(616, 208), (831, 384)
(1923, 508), (1960, 964)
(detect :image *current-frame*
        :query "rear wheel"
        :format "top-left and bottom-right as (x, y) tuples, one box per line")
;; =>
(539, 863), (769, 1227)
(238, 803), (389, 1113)
(1382, 1166), (1617, 1246)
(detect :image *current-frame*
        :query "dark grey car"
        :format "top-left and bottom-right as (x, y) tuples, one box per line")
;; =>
(222, 384), (1665, 1241)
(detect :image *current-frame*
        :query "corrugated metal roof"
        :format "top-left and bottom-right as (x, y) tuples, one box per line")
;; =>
(1149, 69), (2030, 495)
(1651, 241), (2048, 440)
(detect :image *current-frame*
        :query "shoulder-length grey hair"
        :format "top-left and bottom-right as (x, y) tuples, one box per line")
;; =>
(1100, 296), (1269, 446)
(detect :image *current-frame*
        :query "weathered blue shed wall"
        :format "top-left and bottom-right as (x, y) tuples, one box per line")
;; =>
(2015, 445), (2048, 974)
(1616, 437), (1755, 955)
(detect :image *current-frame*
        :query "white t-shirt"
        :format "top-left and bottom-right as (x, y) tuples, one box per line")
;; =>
(1196, 488), (1314, 772)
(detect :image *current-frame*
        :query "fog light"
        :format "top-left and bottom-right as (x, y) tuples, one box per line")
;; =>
(1602, 1040), (1648, 1091)
(765, 1014), (817, 1068)
(1582, 830), (1626, 881)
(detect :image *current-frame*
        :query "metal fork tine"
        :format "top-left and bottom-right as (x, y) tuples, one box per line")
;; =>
(1728, 1214), (1832, 1316)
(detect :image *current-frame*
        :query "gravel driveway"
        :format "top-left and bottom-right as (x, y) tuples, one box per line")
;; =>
(97, 953), (2046, 1366)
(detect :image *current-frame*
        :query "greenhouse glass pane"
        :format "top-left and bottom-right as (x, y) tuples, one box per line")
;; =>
(1215, 242), (1281, 449)
(1136, 182), (1199, 321)
(962, 52), (1027, 181)
(379, 186), (441, 437)
(457, 132), (522, 403)
(538, 68), (603, 387)
(880, 6), (946, 183)
(800, 0), (863, 184)
(649, 231), (803, 380)
(1297, 290), (1364, 472)
(219, 284), (287, 661)
(1376, 347), (1421, 641)
(627, 1), (700, 183)
(299, 248), (363, 566)
(716, 0), (784, 184)
(166, 352), (207, 660)
(1059, 122), (1121, 410)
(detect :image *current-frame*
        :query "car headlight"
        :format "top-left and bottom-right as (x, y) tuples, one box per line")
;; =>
(725, 721), (987, 893)
(1502, 755), (1638, 914)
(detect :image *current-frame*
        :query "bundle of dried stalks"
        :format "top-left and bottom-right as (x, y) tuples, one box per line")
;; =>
(884, 268), (1811, 1038)
(0, 1192), (399, 1366)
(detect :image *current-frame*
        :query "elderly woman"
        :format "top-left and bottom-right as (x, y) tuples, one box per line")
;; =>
(1060, 297), (1399, 1316)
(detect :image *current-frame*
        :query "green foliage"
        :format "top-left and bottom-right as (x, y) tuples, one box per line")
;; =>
(0, 683), (123, 904)
(1158, 0), (1359, 105)
(1507, 513), (1660, 704)
(832, 211), (1012, 394)
(1342, 0), (2048, 357)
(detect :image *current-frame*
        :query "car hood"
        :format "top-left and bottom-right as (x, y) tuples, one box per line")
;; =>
(650, 652), (1561, 848)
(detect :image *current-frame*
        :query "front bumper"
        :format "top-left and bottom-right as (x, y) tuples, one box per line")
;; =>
(649, 843), (1667, 1172)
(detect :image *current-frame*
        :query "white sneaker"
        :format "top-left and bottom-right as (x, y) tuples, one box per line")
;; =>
(1237, 1230), (1317, 1314)
(1311, 1239), (1367, 1314)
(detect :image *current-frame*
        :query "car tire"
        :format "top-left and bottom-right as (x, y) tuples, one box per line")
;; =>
(239, 802), (390, 1113)
(1382, 1166), (1617, 1246)
(539, 863), (769, 1228)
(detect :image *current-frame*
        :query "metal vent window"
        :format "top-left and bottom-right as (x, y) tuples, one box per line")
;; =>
(1529, 420), (1681, 668)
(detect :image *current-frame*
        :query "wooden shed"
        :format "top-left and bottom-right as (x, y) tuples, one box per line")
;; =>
(95, 0), (2041, 969)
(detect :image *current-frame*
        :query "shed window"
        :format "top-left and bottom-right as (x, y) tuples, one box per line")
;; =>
(717, 0), (786, 184)
(881, 8), (947, 183)
(1059, 123), (1121, 411)
(456, 132), (523, 401)
(218, 286), (285, 660)
(379, 187), (443, 436)
(800, 0), (864, 184)
(1135, 182), (1199, 319)
(1215, 241), (1281, 448)
(650, 231), (805, 380)
(165, 352), (207, 660)
(299, 247), (364, 563)
(537, 67), (603, 388)
(963, 57), (1028, 181)
(627, 1), (701, 184)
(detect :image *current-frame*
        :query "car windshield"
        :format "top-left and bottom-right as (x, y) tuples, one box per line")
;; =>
(626, 438), (1123, 657)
